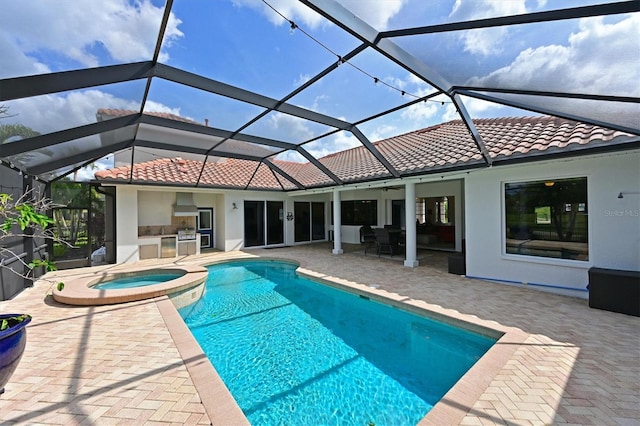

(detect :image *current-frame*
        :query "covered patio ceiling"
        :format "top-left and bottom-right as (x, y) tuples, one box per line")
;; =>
(0, 0), (638, 188)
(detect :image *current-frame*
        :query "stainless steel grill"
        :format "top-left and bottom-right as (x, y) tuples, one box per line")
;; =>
(177, 230), (196, 241)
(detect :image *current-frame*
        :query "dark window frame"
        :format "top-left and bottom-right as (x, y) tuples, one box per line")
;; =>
(504, 177), (589, 261)
(331, 200), (377, 226)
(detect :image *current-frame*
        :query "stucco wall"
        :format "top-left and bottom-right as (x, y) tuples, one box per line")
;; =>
(138, 191), (174, 226)
(115, 186), (139, 263)
(465, 150), (640, 298)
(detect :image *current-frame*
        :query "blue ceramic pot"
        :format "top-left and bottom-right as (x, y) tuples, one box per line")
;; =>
(0, 313), (32, 394)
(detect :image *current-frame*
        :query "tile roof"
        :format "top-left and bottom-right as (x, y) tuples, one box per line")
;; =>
(95, 116), (638, 190)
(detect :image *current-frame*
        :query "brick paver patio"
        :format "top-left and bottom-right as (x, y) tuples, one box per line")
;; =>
(1, 244), (638, 425)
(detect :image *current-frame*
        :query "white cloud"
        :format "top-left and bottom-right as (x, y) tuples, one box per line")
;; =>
(338, 0), (407, 30)
(5, 90), (139, 134)
(142, 101), (185, 118)
(3, 90), (181, 179)
(467, 14), (640, 96)
(294, 73), (312, 87)
(401, 101), (439, 123)
(268, 112), (315, 141)
(449, 0), (527, 56)
(367, 124), (398, 142)
(233, 0), (326, 28)
(0, 0), (182, 74)
(233, 0), (406, 31)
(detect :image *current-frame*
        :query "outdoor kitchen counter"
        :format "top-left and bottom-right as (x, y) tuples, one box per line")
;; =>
(137, 234), (201, 259)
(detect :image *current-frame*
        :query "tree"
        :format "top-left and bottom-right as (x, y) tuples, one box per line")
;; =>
(0, 191), (62, 283)
(0, 123), (40, 143)
(0, 105), (41, 143)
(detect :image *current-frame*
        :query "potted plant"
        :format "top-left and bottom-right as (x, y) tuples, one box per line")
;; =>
(0, 191), (59, 394)
(0, 314), (32, 394)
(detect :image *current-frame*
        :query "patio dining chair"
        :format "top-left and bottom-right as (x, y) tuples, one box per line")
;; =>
(360, 225), (377, 254)
(373, 228), (396, 257)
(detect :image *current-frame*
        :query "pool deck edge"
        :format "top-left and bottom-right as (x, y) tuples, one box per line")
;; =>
(155, 296), (250, 426)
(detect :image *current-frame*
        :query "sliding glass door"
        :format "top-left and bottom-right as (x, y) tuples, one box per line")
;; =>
(244, 201), (264, 247)
(244, 200), (284, 247)
(294, 202), (325, 243)
(266, 201), (284, 245)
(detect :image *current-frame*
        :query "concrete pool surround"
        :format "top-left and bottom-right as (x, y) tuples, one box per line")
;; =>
(47, 253), (528, 425)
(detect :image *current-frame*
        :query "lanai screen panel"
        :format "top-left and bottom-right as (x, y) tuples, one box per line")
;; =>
(467, 91), (640, 133)
(144, 79), (268, 132)
(287, 47), (441, 124)
(5, 126), (137, 175)
(0, 0), (167, 78)
(383, 5), (639, 131)
(165, 0), (359, 99)
(1, 80), (147, 137)
(1, 0), (638, 184)
(241, 110), (338, 146)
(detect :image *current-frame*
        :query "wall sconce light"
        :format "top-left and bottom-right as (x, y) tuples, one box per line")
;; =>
(286, 212), (294, 221)
(618, 191), (640, 199)
(544, 181), (555, 187)
(232, 202), (238, 210)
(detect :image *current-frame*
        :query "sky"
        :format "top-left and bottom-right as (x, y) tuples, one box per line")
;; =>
(1, 0), (638, 180)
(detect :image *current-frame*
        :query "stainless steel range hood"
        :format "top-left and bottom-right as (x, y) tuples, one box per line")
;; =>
(173, 192), (198, 216)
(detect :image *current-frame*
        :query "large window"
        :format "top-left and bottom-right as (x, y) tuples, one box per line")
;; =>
(504, 177), (588, 260)
(331, 200), (377, 226)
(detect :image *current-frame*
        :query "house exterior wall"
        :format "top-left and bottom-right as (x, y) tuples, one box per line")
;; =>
(115, 186), (139, 263)
(138, 191), (174, 226)
(465, 150), (640, 298)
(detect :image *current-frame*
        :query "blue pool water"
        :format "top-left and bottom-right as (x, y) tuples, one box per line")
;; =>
(179, 260), (497, 425)
(93, 273), (183, 290)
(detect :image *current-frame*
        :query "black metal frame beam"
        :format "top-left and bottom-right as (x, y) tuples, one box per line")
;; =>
(0, 62), (154, 102)
(26, 140), (133, 175)
(350, 126), (400, 177)
(262, 159), (306, 189)
(380, 1), (639, 38)
(294, 148), (343, 185)
(0, 115), (140, 157)
(452, 94), (492, 166)
(133, 140), (271, 164)
(454, 87), (640, 104)
(139, 114), (298, 151)
(154, 64), (352, 130)
(302, 0), (452, 92)
(457, 90), (640, 135)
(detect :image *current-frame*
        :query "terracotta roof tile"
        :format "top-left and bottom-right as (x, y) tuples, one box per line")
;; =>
(95, 116), (638, 189)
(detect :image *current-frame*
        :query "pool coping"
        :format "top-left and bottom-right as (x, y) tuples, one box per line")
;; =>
(52, 264), (208, 306)
(158, 256), (529, 425)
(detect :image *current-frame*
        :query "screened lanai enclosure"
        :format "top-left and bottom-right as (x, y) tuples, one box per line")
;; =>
(1, 1), (639, 300)
(0, 0), (638, 188)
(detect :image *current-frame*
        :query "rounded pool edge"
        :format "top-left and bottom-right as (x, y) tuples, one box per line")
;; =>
(52, 265), (208, 306)
(200, 257), (301, 270)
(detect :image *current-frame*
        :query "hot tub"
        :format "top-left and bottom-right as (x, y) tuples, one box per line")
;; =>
(52, 265), (208, 306)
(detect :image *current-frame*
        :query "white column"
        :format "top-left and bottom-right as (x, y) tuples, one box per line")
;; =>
(116, 186), (139, 263)
(332, 189), (343, 255)
(404, 182), (419, 267)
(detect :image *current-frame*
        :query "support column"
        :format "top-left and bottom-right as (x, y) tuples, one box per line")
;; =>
(404, 181), (418, 267)
(332, 189), (343, 255)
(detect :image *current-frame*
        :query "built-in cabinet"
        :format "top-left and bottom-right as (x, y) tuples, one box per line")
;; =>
(137, 235), (200, 259)
(178, 241), (197, 255)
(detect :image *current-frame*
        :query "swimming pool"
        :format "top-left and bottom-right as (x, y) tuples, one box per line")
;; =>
(179, 260), (497, 425)
(93, 272), (185, 290)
